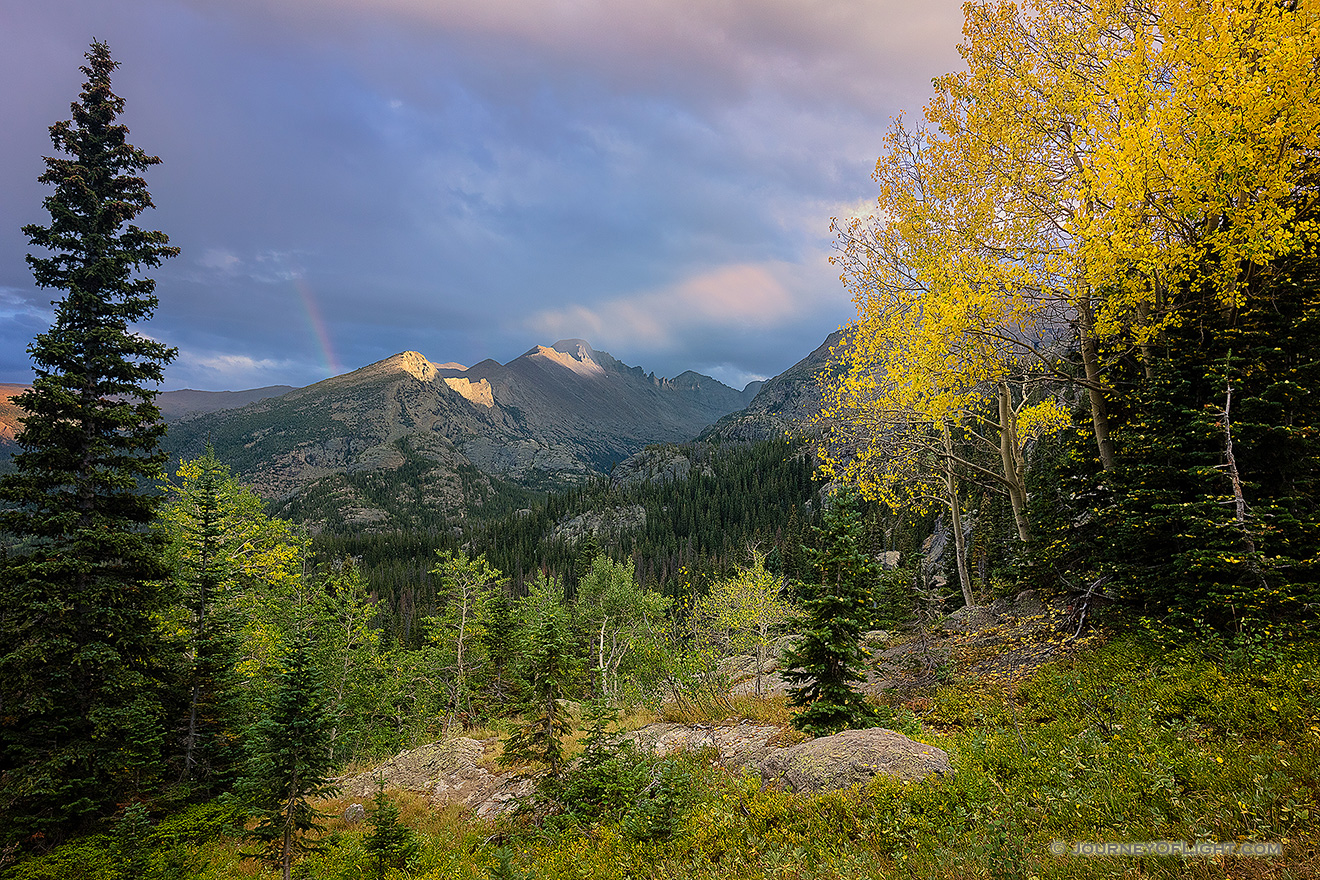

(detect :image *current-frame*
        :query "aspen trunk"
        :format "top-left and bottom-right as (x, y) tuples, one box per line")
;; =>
(597, 617), (609, 699)
(942, 424), (975, 608)
(1077, 304), (1116, 470)
(997, 382), (1032, 544)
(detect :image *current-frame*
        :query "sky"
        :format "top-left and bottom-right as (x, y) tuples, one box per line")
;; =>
(1, 0), (965, 392)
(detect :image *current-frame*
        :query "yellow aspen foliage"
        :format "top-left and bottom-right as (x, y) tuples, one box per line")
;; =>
(159, 452), (308, 684)
(694, 549), (795, 696)
(829, 0), (1320, 478)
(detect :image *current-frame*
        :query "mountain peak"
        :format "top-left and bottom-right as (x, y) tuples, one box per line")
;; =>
(549, 338), (596, 358)
(526, 340), (605, 378)
(377, 351), (440, 382)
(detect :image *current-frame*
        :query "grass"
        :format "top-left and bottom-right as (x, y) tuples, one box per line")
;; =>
(8, 627), (1320, 879)
(660, 691), (798, 726)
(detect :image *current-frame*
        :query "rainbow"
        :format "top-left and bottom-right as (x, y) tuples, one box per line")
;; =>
(295, 278), (342, 378)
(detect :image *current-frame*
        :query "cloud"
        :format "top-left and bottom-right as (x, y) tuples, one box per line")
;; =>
(198, 248), (242, 272)
(529, 262), (799, 349)
(1, 0), (969, 388)
(187, 248), (307, 284)
(0, 286), (54, 324)
(183, 0), (964, 113)
(698, 362), (770, 390)
(169, 349), (316, 391)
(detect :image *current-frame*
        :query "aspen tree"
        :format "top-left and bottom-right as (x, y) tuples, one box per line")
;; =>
(831, 0), (1320, 476)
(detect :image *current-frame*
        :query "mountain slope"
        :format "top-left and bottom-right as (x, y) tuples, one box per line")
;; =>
(459, 339), (753, 471)
(699, 330), (844, 442)
(0, 384), (26, 465)
(156, 385), (296, 421)
(1, 383), (298, 470)
(163, 340), (758, 527)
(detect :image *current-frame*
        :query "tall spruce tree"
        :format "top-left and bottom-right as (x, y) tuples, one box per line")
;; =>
(0, 41), (178, 845)
(239, 639), (338, 880)
(1101, 248), (1320, 631)
(781, 487), (882, 736)
(500, 578), (575, 775)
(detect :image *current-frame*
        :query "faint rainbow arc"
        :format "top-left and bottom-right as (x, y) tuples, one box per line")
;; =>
(294, 278), (342, 377)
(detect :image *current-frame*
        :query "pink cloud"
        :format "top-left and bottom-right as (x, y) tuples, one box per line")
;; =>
(190, 0), (963, 109)
(530, 262), (799, 349)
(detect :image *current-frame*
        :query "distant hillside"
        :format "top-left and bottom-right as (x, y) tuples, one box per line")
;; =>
(0, 382), (297, 470)
(163, 340), (760, 530)
(699, 330), (844, 442)
(314, 438), (826, 611)
(156, 385), (296, 421)
(0, 384), (26, 466)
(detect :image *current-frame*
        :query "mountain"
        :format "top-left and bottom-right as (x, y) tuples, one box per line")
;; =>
(156, 385), (296, 421)
(0, 384), (26, 463)
(699, 329), (845, 442)
(0, 382), (298, 469)
(161, 340), (760, 530)
(3, 334), (828, 531)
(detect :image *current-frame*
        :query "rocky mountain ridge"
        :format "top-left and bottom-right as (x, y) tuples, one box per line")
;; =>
(158, 339), (770, 528)
(699, 329), (845, 442)
(2, 334), (841, 529)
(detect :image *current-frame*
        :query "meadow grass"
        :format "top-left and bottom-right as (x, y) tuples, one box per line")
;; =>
(9, 628), (1319, 879)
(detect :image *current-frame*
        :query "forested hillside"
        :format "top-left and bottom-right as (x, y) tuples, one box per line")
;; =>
(312, 439), (859, 642)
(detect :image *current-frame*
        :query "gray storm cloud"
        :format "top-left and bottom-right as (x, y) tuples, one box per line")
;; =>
(1, 0), (964, 390)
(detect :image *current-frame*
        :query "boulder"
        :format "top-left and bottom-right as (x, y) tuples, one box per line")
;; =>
(622, 722), (950, 794)
(729, 671), (792, 696)
(617, 722), (782, 774)
(1011, 589), (1045, 617)
(338, 738), (486, 798)
(336, 737), (531, 818)
(720, 652), (791, 696)
(941, 604), (1001, 633)
(717, 654), (760, 680)
(760, 727), (950, 793)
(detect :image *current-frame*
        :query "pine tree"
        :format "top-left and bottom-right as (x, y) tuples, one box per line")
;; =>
(109, 803), (154, 880)
(0, 40), (178, 846)
(1102, 248), (1320, 630)
(501, 578), (575, 775)
(239, 638), (339, 880)
(781, 487), (882, 737)
(362, 788), (419, 879)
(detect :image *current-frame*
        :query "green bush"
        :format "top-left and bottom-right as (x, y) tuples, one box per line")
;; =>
(150, 800), (244, 849)
(553, 744), (652, 825)
(2, 836), (116, 880)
